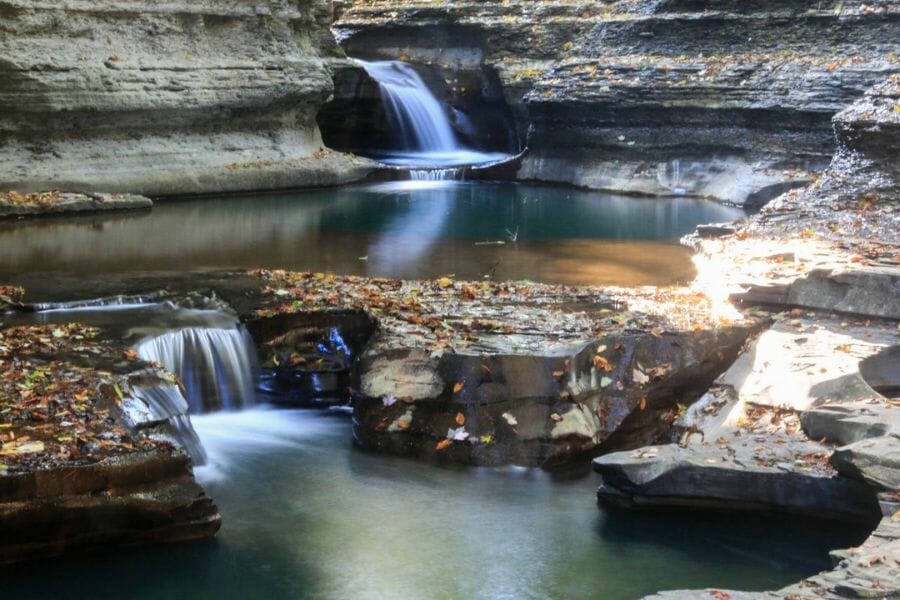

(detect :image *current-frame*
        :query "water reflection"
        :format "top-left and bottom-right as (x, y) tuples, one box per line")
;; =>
(0, 182), (745, 287)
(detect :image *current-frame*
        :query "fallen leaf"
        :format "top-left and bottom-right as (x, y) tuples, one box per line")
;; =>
(594, 355), (613, 372)
(639, 397), (647, 411)
(447, 426), (469, 441)
(550, 413), (562, 422)
(453, 381), (465, 394)
(435, 439), (452, 451)
(455, 412), (465, 426)
(633, 369), (650, 384)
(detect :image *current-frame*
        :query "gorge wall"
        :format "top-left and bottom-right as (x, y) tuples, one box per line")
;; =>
(333, 0), (899, 205)
(0, 0), (372, 195)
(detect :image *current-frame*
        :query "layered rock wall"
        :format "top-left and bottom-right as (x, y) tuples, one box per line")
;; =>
(0, 0), (371, 195)
(334, 0), (899, 205)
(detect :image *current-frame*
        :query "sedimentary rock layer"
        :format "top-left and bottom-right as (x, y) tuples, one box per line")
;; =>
(333, 0), (899, 204)
(0, 0), (372, 195)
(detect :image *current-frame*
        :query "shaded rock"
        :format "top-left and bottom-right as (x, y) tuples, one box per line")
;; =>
(334, 0), (899, 204)
(0, 452), (220, 564)
(594, 439), (880, 523)
(0, 321), (220, 563)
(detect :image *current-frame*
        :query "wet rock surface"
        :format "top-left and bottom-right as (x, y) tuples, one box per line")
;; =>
(0, 322), (220, 563)
(0, 0), (373, 195)
(333, 0), (898, 204)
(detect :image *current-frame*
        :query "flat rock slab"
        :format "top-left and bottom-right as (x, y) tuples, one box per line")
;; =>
(594, 436), (879, 523)
(0, 191), (152, 218)
(251, 270), (765, 466)
(0, 323), (219, 563)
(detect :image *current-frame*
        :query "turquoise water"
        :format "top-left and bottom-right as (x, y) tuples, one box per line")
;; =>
(2, 407), (866, 600)
(0, 182), (743, 287)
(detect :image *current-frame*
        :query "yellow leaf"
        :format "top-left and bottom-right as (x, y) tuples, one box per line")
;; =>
(436, 277), (454, 288)
(639, 397), (647, 411)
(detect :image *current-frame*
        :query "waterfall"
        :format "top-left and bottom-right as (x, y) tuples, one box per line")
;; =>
(410, 168), (460, 181)
(136, 326), (259, 414)
(129, 382), (208, 464)
(358, 60), (461, 153)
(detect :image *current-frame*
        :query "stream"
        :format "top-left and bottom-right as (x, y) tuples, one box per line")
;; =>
(1, 405), (866, 599)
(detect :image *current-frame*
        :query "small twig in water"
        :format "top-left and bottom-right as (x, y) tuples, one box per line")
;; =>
(482, 260), (501, 279)
(505, 227), (519, 243)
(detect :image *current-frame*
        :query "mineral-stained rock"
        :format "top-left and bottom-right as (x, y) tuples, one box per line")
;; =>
(0, 0), (373, 195)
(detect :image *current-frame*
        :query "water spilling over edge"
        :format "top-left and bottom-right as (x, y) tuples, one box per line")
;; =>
(136, 326), (259, 414)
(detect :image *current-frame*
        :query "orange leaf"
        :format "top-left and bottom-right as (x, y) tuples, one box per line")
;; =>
(453, 381), (465, 394)
(435, 439), (452, 451)
(639, 397), (647, 411)
(593, 355), (613, 372)
(455, 412), (465, 426)
(552, 370), (565, 378)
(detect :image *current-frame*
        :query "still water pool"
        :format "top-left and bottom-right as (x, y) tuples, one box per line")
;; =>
(0, 181), (744, 288)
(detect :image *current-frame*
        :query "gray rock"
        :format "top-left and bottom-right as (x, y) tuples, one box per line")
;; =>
(0, 1), (372, 195)
(594, 439), (881, 523)
(831, 435), (900, 492)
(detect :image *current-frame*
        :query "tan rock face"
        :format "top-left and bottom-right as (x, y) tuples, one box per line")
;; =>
(0, 0), (372, 194)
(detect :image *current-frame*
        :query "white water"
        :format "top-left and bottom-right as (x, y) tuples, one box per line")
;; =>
(135, 326), (258, 414)
(356, 59), (510, 172)
(409, 168), (460, 181)
(358, 60), (460, 152)
(129, 382), (207, 464)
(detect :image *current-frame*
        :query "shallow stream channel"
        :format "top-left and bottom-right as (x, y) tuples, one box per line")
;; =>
(0, 181), (869, 599)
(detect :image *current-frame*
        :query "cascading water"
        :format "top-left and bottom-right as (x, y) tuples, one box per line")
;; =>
(358, 60), (460, 153)
(355, 59), (509, 175)
(135, 326), (259, 414)
(409, 168), (460, 181)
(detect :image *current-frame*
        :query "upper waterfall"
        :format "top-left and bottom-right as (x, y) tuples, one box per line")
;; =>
(355, 59), (508, 171)
(358, 60), (461, 153)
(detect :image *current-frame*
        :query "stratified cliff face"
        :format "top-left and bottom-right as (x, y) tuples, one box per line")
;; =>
(334, 0), (899, 205)
(0, 0), (371, 195)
